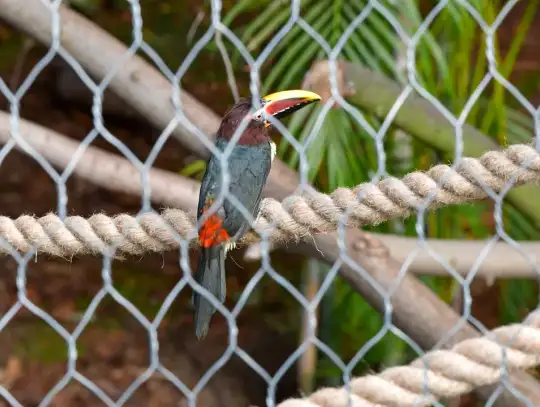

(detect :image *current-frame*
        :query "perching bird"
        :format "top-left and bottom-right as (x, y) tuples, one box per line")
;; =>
(193, 89), (321, 339)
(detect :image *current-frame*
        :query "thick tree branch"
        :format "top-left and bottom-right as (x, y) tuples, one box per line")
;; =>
(1, 2), (539, 404)
(0, 111), (200, 211)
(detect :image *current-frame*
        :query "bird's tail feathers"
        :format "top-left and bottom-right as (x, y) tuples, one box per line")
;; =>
(192, 245), (226, 339)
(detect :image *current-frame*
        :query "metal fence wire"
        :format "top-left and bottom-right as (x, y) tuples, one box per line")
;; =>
(0, 0), (539, 406)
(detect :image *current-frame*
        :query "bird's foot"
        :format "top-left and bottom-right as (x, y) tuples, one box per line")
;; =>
(224, 241), (237, 254)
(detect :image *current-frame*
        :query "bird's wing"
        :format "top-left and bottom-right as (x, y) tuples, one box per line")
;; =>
(222, 141), (272, 240)
(196, 138), (272, 243)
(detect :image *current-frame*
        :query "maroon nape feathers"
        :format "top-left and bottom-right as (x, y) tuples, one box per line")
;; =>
(217, 98), (269, 145)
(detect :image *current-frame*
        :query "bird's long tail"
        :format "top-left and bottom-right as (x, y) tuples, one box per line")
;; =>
(192, 245), (226, 339)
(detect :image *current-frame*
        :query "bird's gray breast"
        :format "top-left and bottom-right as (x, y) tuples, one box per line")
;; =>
(209, 138), (273, 238)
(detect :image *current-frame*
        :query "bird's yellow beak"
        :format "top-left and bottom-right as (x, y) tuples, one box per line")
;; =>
(260, 89), (321, 125)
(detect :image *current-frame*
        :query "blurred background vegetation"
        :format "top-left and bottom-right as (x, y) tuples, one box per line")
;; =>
(0, 0), (540, 406)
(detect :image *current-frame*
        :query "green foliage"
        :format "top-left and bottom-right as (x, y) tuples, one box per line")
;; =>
(219, 0), (540, 386)
(14, 324), (77, 364)
(180, 159), (207, 181)
(499, 279), (539, 325)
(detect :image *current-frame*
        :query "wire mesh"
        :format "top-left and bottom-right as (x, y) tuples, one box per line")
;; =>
(0, 0), (538, 406)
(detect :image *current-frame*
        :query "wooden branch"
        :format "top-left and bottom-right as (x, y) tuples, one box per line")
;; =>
(1, 2), (539, 404)
(0, 111), (199, 211)
(245, 234), (540, 280)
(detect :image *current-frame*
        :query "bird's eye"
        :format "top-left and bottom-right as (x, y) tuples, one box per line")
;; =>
(256, 113), (262, 120)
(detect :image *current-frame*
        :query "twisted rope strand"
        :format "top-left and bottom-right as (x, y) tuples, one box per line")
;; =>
(0, 143), (538, 257)
(278, 311), (540, 407)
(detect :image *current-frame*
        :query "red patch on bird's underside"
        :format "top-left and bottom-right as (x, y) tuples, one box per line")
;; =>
(199, 214), (230, 248)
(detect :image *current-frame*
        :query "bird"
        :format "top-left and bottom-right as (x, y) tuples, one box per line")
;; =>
(193, 89), (321, 339)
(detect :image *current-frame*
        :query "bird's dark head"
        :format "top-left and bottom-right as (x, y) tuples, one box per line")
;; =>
(217, 89), (321, 145)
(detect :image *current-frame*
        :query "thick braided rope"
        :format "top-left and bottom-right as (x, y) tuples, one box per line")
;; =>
(277, 310), (540, 407)
(0, 144), (538, 257)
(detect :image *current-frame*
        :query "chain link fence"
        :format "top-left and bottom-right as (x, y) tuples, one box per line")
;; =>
(0, 0), (538, 406)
